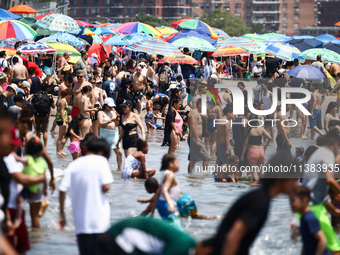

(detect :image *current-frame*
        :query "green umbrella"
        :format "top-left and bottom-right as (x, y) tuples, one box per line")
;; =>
(242, 44), (267, 54)
(17, 17), (36, 27)
(171, 37), (215, 51)
(241, 33), (263, 41)
(31, 24), (51, 36)
(301, 48), (340, 63)
(260, 33), (285, 40)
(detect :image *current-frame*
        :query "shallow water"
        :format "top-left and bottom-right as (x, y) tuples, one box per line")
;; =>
(25, 91), (338, 255)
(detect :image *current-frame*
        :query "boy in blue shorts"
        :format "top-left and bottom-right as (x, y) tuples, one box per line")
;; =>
(139, 178), (219, 220)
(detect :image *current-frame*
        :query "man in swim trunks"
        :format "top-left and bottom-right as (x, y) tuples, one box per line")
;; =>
(276, 104), (292, 153)
(132, 65), (147, 116)
(309, 83), (324, 139)
(72, 70), (92, 118)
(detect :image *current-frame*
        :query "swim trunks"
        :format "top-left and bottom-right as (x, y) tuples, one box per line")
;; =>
(100, 128), (119, 149)
(310, 109), (322, 129)
(177, 193), (198, 218)
(69, 141), (81, 154)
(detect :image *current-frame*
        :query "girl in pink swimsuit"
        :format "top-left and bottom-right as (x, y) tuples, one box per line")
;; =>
(65, 114), (85, 160)
(169, 98), (183, 154)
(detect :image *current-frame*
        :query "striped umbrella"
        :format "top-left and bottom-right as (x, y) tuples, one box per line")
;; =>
(241, 33), (263, 41)
(217, 37), (257, 48)
(37, 14), (81, 34)
(112, 22), (162, 38)
(123, 33), (155, 44)
(266, 43), (300, 61)
(38, 32), (88, 48)
(171, 37), (215, 51)
(18, 42), (56, 54)
(171, 19), (218, 39)
(0, 20), (37, 40)
(127, 39), (185, 57)
(156, 26), (178, 36)
(242, 44), (267, 55)
(103, 35), (131, 46)
(166, 30), (216, 45)
(0, 38), (20, 47)
(0, 47), (16, 56)
(158, 55), (199, 64)
(212, 28), (229, 39)
(212, 46), (249, 57)
(0, 8), (21, 21)
(301, 48), (340, 63)
(46, 42), (81, 57)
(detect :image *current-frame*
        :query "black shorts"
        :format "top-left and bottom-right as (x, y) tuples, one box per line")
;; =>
(133, 89), (143, 101)
(56, 120), (64, 126)
(123, 134), (138, 150)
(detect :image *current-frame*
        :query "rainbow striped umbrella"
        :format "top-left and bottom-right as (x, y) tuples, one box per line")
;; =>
(212, 46), (249, 57)
(0, 20), (36, 40)
(0, 38), (20, 47)
(156, 26), (178, 36)
(18, 42), (56, 54)
(112, 22), (162, 38)
(266, 42), (300, 60)
(127, 39), (185, 57)
(171, 19), (218, 39)
(37, 14), (81, 34)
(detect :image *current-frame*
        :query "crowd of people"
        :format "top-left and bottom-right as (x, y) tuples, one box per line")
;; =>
(1, 39), (340, 255)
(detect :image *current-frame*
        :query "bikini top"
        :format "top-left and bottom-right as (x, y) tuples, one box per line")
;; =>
(248, 135), (262, 146)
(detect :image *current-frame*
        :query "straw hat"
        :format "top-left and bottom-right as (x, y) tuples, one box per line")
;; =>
(266, 52), (275, 58)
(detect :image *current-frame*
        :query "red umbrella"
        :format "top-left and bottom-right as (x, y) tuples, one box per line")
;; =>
(34, 12), (59, 20)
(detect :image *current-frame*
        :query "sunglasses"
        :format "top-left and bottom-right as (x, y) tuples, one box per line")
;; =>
(96, 82), (102, 84)
(77, 76), (84, 78)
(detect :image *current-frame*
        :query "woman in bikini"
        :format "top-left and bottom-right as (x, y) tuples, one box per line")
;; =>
(78, 85), (98, 137)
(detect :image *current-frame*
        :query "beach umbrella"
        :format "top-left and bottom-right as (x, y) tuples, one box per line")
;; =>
(76, 20), (95, 28)
(263, 35), (291, 45)
(18, 42), (56, 54)
(166, 30), (216, 45)
(0, 46), (16, 56)
(38, 32), (89, 48)
(266, 43), (300, 61)
(8, 5), (37, 14)
(156, 26), (178, 36)
(287, 65), (325, 80)
(241, 33), (263, 41)
(301, 48), (340, 63)
(17, 17), (37, 27)
(260, 33), (285, 40)
(0, 38), (20, 47)
(91, 35), (102, 44)
(286, 37), (323, 51)
(94, 27), (115, 35)
(103, 34), (131, 46)
(81, 27), (95, 36)
(37, 14), (81, 34)
(123, 33), (155, 44)
(0, 20), (37, 40)
(335, 21), (340, 26)
(97, 23), (113, 27)
(112, 22), (162, 38)
(212, 28), (229, 38)
(217, 37), (257, 48)
(212, 46), (249, 57)
(323, 40), (340, 54)
(171, 19), (218, 39)
(46, 42), (81, 57)
(171, 37), (215, 51)
(34, 12), (58, 20)
(316, 34), (339, 43)
(242, 44), (267, 55)
(0, 8), (21, 21)
(127, 39), (185, 57)
(158, 55), (199, 64)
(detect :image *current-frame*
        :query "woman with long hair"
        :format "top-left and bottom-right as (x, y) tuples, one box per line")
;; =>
(164, 98), (183, 154)
(324, 101), (340, 133)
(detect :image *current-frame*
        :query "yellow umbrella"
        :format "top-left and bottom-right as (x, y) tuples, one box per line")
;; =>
(157, 26), (178, 36)
(68, 56), (81, 63)
(83, 28), (95, 36)
(326, 68), (336, 88)
(46, 43), (80, 57)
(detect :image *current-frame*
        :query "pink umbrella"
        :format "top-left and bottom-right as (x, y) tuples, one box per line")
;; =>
(76, 20), (95, 28)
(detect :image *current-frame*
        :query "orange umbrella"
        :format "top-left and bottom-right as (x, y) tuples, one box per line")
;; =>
(212, 46), (248, 57)
(0, 47), (16, 56)
(158, 55), (199, 65)
(335, 21), (340, 26)
(8, 5), (37, 14)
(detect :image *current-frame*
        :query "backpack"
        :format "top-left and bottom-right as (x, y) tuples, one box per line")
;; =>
(159, 66), (170, 87)
(34, 92), (51, 116)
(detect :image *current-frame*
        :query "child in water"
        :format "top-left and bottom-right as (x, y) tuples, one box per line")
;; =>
(65, 114), (85, 160)
(138, 178), (219, 220)
(121, 139), (156, 179)
(16, 137), (49, 228)
(215, 155), (240, 183)
(295, 147), (304, 162)
(290, 186), (329, 255)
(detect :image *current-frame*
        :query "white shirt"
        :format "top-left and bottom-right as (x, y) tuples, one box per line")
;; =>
(0, 58), (8, 69)
(252, 66), (263, 75)
(59, 154), (113, 234)
(4, 153), (23, 209)
(10, 55), (23, 66)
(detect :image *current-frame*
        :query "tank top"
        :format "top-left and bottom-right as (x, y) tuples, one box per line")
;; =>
(159, 170), (180, 205)
(56, 102), (68, 122)
(261, 91), (272, 110)
(31, 76), (41, 95)
(174, 111), (183, 134)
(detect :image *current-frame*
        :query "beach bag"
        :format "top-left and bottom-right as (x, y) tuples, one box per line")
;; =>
(159, 67), (170, 86)
(34, 92), (50, 116)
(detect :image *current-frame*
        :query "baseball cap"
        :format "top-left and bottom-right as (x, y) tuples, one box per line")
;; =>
(8, 83), (18, 94)
(10, 126), (23, 146)
(0, 72), (6, 79)
(120, 99), (133, 107)
(257, 77), (265, 84)
(104, 97), (116, 107)
(256, 62), (263, 66)
(14, 94), (26, 103)
(188, 74), (195, 80)
(22, 81), (30, 90)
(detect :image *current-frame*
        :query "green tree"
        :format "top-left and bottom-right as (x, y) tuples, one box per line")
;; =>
(134, 12), (169, 27)
(201, 9), (250, 37)
(250, 23), (265, 34)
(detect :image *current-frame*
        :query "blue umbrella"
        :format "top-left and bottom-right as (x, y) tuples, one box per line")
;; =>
(38, 32), (88, 48)
(286, 37), (323, 51)
(167, 30), (216, 45)
(263, 35), (291, 45)
(103, 34), (131, 46)
(316, 34), (339, 43)
(123, 33), (154, 44)
(323, 40), (340, 54)
(266, 43), (301, 60)
(0, 8), (21, 21)
(94, 27), (115, 35)
(287, 65), (324, 80)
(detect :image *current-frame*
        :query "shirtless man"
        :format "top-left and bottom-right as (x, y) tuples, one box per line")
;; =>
(58, 52), (69, 72)
(276, 104), (292, 152)
(72, 70), (92, 118)
(215, 104), (233, 181)
(329, 63), (340, 78)
(309, 83), (324, 139)
(9, 56), (28, 83)
(132, 65), (147, 115)
(188, 98), (210, 173)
